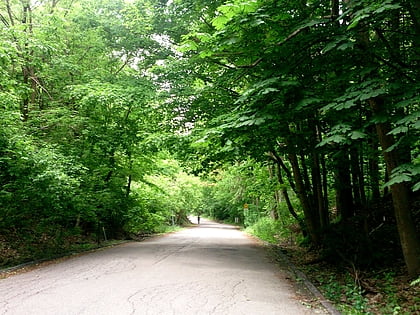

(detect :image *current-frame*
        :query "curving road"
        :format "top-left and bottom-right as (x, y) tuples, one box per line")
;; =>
(0, 218), (326, 314)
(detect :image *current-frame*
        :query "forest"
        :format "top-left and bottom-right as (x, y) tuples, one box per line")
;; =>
(0, 0), (419, 313)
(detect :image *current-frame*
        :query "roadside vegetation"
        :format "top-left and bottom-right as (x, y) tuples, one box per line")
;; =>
(203, 161), (419, 314)
(0, 0), (418, 313)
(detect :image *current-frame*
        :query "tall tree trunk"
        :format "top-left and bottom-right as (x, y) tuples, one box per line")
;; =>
(316, 123), (330, 223)
(20, 1), (37, 121)
(268, 151), (303, 228)
(368, 156), (381, 201)
(334, 149), (354, 219)
(277, 163), (307, 237)
(272, 190), (281, 220)
(367, 123), (381, 201)
(267, 164), (279, 220)
(274, 147), (297, 194)
(312, 151), (328, 229)
(299, 153), (312, 199)
(369, 97), (420, 277)
(311, 120), (328, 229)
(288, 150), (320, 245)
(321, 153), (329, 223)
(349, 0), (419, 275)
(350, 147), (362, 210)
(358, 147), (367, 206)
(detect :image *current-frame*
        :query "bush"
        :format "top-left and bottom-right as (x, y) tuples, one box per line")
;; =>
(246, 217), (284, 244)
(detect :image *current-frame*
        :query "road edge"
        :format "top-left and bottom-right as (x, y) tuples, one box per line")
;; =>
(0, 240), (135, 278)
(270, 245), (342, 315)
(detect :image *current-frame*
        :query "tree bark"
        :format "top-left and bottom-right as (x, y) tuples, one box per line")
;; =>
(20, 2), (38, 121)
(268, 151), (301, 224)
(316, 123), (330, 223)
(350, 147), (363, 210)
(267, 164), (279, 220)
(369, 97), (420, 277)
(275, 150), (297, 194)
(299, 153), (312, 200)
(312, 151), (328, 229)
(334, 149), (354, 219)
(367, 123), (381, 201)
(288, 150), (320, 245)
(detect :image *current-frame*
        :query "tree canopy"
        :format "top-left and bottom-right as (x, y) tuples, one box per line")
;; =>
(0, 0), (419, 284)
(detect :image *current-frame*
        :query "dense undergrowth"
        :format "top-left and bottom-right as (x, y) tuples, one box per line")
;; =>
(246, 216), (420, 315)
(0, 224), (180, 269)
(0, 2), (418, 311)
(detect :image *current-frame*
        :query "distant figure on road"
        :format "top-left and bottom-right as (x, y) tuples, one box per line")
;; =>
(197, 215), (200, 224)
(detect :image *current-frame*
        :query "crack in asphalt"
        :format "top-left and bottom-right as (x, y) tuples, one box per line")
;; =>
(0, 219), (328, 315)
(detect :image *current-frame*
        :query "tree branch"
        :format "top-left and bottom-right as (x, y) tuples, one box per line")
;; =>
(5, 0), (15, 26)
(374, 27), (410, 69)
(0, 13), (9, 27)
(30, 76), (53, 100)
(233, 25), (313, 69)
(268, 150), (297, 194)
(114, 52), (133, 75)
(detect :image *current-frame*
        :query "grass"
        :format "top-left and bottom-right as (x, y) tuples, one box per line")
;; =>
(280, 244), (420, 315)
(245, 217), (285, 244)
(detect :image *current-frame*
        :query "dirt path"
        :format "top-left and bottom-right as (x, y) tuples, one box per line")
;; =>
(0, 218), (327, 314)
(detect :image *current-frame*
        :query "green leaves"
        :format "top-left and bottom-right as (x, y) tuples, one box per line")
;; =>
(389, 97), (420, 135)
(317, 124), (367, 147)
(235, 112), (274, 128)
(322, 80), (388, 114)
(0, 0), (186, 244)
(212, 15), (231, 31)
(0, 0), (419, 273)
(236, 77), (281, 104)
(346, 0), (402, 30)
(201, 158), (282, 225)
(0, 123), (87, 229)
(384, 162), (420, 191)
(178, 39), (199, 53)
(322, 36), (355, 54)
(212, 0), (259, 30)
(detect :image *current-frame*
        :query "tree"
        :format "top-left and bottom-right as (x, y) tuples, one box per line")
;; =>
(0, 0), (181, 258)
(165, 0), (419, 275)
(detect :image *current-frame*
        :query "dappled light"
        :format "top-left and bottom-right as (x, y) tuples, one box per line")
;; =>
(0, 0), (419, 313)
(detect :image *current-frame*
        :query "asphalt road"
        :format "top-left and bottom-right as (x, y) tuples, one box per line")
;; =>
(0, 218), (326, 314)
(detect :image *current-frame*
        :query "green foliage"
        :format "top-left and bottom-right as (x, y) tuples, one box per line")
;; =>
(411, 277), (420, 287)
(245, 217), (283, 244)
(0, 0), (194, 264)
(211, 0), (259, 30)
(384, 162), (420, 191)
(124, 206), (167, 234)
(172, 0), (420, 278)
(320, 275), (371, 315)
(123, 156), (208, 234)
(375, 271), (401, 314)
(0, 121), (87, 230)
(200, 159), (301, 235)
(1, 0), (419, 282)
(346, 0), (402, 30)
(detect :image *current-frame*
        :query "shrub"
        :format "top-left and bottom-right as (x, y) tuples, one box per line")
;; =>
(246, 217), (284, 244)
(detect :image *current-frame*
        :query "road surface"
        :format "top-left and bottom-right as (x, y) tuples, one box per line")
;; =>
(0, 218), (326, 314)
